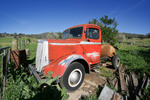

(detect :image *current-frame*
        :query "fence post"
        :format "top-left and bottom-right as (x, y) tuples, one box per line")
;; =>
(25, 39), (27, 47)
(23, 40), (25, 48)
(0, 53), (3, 100)
(20, 40), (22, 49)
(2, 49), (6, 100)
(12, 39), (17, 50)
(0, 47), (10, 100)
(17, 39), (19, 50)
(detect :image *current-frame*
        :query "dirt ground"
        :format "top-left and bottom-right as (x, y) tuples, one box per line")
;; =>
(0, 43), (11, 44)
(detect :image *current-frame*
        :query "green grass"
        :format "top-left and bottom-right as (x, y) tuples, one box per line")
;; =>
(0, 37), (13, 48)
(126, 38), (150, 46)
(116, 38), (150, 76)
(0, 36), (38, 49)
(25, 42), (37, 62)
(0, 57), (1, 85)
(0, 44), (12, 49)
(97, 67), (113, 78)
(0, 37), (13, 43)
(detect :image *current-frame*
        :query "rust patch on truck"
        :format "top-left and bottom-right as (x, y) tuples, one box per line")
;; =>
(101, 44), (116, 57)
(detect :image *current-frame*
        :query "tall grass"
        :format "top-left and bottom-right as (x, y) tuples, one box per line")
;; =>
(116, 39), (150, 77)
(0, 37), (13, 43)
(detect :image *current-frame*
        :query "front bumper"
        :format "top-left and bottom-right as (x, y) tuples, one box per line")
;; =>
(28, 64), (43, 84)
(28, 64), (59, 84)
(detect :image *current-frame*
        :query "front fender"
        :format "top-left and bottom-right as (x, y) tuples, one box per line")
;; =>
(42, 54), (90, 77)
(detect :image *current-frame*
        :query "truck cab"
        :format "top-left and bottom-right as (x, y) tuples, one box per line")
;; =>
(29, 24), (119, 92)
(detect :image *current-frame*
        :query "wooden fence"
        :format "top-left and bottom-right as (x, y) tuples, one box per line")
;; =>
(107, 65), (150, 100)
(12, 39), (29, 50)
(0, 47), (10, 100)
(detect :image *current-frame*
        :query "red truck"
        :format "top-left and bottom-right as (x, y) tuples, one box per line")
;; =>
(29, 24), (120, 92)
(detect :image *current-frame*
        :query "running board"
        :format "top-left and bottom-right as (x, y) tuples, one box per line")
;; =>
(100, 57), (108, 61)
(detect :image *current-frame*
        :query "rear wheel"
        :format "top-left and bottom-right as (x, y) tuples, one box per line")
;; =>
(59, 62), (85, 92)
(112, 54), (120, 69)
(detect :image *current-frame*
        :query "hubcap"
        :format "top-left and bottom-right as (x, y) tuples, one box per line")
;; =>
(116, 58), (120, 67)
(68, 69), (82, 87)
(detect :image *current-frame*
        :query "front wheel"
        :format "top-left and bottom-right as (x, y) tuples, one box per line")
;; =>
(59, 62), (85, 92)
(112, 54), (120, 69)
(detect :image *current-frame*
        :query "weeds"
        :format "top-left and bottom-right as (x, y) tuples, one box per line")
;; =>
(80, 95), (97, 100)
(98, 67), (113, 78)
(85, 95), (97, 100)
(5, 64), (69, 100)
(5, 64), (38, 100)
(141, 85), (150, 100)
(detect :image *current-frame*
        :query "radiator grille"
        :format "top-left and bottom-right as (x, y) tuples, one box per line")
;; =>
(36, 39), (49, 72)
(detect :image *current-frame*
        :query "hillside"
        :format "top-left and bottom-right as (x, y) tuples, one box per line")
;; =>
(0, 32), (62, 39)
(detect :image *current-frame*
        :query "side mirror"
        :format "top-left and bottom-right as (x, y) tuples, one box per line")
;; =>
(86, 38), (90, 42)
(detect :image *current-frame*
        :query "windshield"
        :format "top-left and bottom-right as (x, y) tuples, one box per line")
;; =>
(63, 27), (83, 39)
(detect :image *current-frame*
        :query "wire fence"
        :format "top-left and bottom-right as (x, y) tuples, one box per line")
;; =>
(0, 47), (10, 100)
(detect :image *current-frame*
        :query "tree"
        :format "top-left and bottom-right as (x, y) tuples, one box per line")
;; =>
(27, 38), (31, 43)
(56, 32), (63, 39)
(138, 35), (147, 39)
(14, 32), (18, 38)
(147, 33), (150, 38)
(18, 33), (25, 38)
(88, 15), (119, 45)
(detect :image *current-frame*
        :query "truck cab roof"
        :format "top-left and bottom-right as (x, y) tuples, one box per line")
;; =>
(65, 24), (100, 31)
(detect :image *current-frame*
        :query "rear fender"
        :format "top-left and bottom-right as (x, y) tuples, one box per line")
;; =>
(42, 55), (90, 77)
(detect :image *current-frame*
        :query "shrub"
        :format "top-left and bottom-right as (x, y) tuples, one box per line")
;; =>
(27, 38), (31, 43)
(5, 64), (69, 100)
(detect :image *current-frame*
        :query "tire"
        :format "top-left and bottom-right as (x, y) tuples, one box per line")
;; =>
(59, 62), (85, 92)
(112, 54), (120, 69)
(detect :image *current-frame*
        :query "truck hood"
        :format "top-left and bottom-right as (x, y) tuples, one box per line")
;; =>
(46, 39), (81, 62)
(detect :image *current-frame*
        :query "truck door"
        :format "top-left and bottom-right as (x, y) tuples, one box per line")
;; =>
(82, 27), (101, 64)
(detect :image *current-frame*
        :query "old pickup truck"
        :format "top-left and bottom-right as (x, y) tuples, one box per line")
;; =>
(29, 24), (120, 92)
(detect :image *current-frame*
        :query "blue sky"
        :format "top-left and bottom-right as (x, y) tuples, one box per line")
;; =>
(0, 0), (150, 34)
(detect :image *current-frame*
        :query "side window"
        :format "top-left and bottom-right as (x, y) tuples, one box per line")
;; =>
(63, 30), (69, 39)
(70, 27), (83, 38)
(86, 28), (99, 39)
